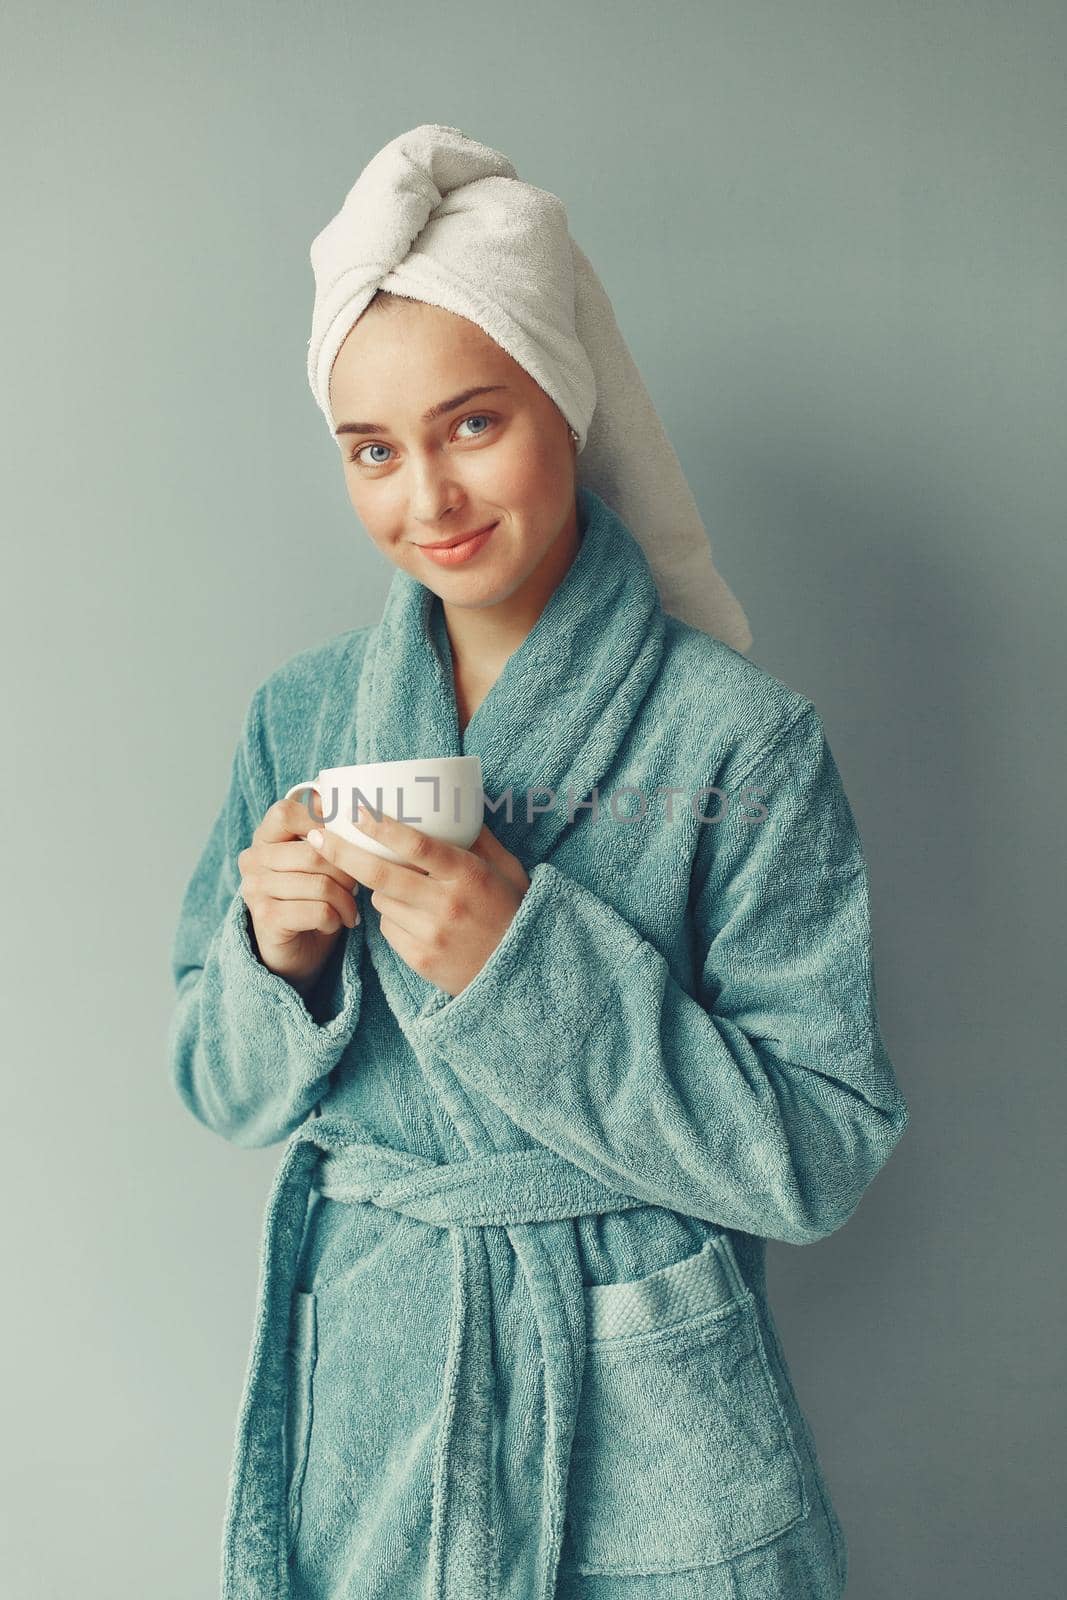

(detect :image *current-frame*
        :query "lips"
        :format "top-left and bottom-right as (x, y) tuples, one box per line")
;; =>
(418, 521), (497, 550)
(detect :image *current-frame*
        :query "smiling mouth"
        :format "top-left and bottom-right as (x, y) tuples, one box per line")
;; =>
(417, 521), (498, 549)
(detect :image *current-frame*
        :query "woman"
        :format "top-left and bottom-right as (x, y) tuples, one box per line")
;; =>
(169, 126), (909, 1600)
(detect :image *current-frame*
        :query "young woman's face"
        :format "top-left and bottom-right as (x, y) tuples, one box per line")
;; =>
(327, 298), (579, 612)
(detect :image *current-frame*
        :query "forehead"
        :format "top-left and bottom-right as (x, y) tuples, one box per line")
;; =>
(329, 299), (529, 412)
(350, 297), (504, 364)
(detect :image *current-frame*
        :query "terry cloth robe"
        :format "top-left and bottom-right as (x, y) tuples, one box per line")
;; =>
(168, 484), (909, 1600)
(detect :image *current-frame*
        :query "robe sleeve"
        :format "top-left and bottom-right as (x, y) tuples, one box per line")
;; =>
(166, 683), (363, 1148)
(408, 704), (909, 1244)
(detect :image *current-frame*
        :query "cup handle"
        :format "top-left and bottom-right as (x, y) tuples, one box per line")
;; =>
(284, 780), (324, 828)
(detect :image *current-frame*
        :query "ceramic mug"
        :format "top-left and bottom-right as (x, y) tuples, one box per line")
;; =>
(284, 755), (484, 866)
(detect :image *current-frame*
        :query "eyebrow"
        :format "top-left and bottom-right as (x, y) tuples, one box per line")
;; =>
(334, 384), (513, 436)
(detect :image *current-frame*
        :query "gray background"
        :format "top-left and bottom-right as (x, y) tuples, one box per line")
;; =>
(2, 2), (1063, 1595)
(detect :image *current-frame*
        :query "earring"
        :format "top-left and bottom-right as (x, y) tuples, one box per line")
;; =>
(569, 427), (579, 444)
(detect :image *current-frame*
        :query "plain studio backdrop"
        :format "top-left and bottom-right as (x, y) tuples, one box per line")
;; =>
(2, 2), (1063, 1596)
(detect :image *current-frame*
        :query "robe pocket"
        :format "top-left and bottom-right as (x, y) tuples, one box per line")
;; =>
(284, 1289), (318, 1554)
(561, 1235), (808, 1576)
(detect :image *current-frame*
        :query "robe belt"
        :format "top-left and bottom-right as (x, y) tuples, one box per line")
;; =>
(219, 1110), (648, 1600)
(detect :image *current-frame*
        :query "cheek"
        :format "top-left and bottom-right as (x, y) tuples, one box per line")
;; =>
(345, 495), (404, 564)
(488, 432), (568, 504)
(342, 478), (394, 542)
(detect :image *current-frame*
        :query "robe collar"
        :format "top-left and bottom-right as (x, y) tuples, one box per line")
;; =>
(347, 484), (668, 1017)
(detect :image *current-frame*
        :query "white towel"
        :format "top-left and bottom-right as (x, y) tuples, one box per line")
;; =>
(307, 123), (752, 651)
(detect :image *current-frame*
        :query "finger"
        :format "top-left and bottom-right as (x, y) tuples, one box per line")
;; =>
(258, 867), (360, 928)
(253, 893), (352, 937)
(308, 826), (388, 888)
(368, 888), (430, 940)
(467, 823), (530, 891)
(349, 804), (461, 879)
(467, 821), (510, 863)
(257, 796), (332, 844)
(267, 837), (361, 891)
(311, 826), (436, 905)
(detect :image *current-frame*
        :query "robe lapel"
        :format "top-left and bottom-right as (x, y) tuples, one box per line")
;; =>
(350, 484), (668, 1025)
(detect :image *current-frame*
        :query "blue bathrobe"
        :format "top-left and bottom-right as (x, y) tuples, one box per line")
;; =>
(169, 485), (909, 1600)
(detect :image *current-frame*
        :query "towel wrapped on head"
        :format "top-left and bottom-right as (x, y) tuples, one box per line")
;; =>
(306, 122), (752, 650)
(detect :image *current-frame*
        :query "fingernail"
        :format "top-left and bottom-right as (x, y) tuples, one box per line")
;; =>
(307, 828), (324, 849)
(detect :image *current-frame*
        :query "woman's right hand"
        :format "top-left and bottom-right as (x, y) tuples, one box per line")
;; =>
(238, 794), (362, 995)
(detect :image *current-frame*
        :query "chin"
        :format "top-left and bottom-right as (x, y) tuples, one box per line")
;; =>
(438, 557), (531, 607)
(433, 574), (511, 609)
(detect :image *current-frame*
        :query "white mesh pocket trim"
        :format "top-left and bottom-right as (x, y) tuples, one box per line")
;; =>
(585, 1237), (739, 1341)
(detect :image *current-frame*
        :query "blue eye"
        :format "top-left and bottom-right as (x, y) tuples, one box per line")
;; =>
(349, 412), (497, 467)
(355, 443), (392, 466)
(456, 413), (493, 437)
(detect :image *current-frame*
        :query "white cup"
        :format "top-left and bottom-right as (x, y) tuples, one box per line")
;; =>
(284, 755), (484, 865)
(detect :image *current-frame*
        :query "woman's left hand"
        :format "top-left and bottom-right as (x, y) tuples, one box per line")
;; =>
(306, 807), (532, 998)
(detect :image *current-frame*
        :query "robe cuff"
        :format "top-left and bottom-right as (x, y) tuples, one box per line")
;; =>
(409, 860), (643, 1082)
(219, 888), (363, 1056)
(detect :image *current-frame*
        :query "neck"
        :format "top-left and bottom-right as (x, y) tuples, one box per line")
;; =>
(441, 498), (582, 690)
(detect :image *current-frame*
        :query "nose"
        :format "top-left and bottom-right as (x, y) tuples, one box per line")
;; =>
(407, 453), (468, 529)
